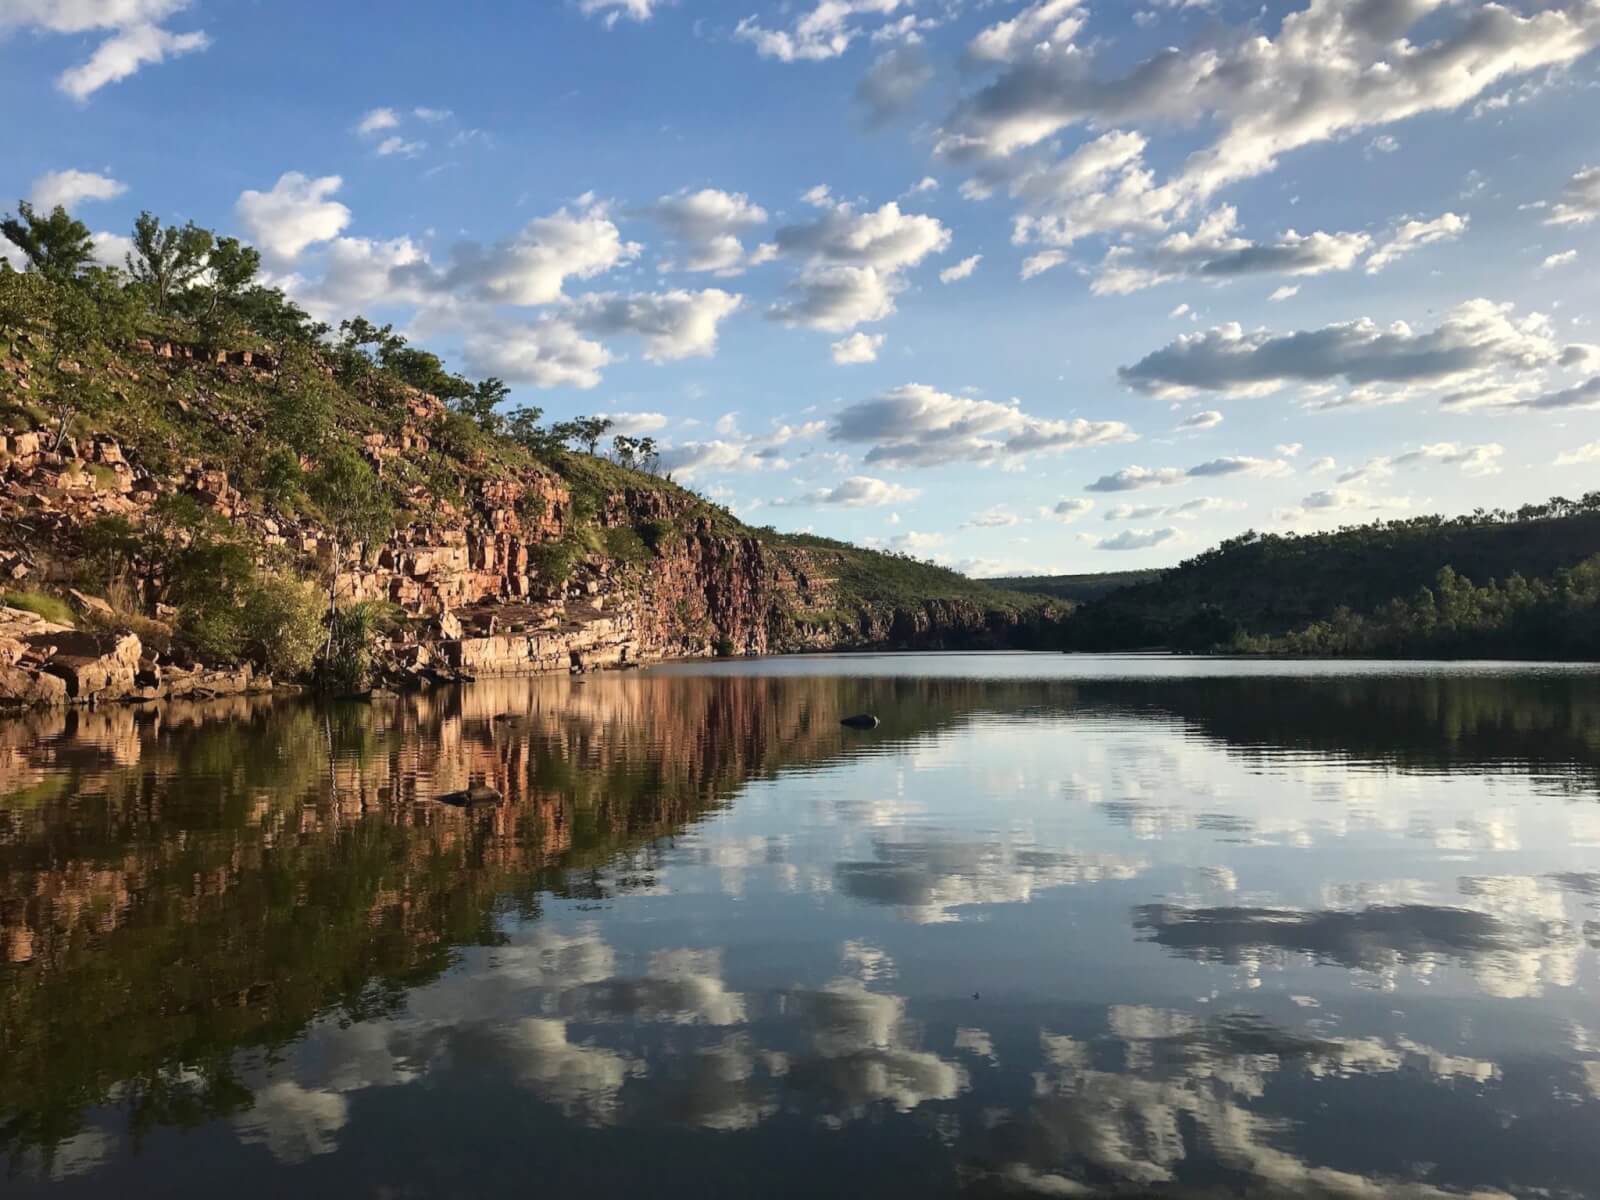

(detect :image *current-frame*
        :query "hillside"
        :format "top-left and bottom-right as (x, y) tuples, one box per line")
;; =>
(988, 569), (1162, 604)
(0, 222), (1058, 708)
(1058, 504), (1600, 656)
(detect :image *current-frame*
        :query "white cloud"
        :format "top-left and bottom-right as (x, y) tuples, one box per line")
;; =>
(1339, 441), (1503, 482)
(1555, 442), (1600, 466)
(658, 418), (827, 479)
(857, 44), (932, 127)
(830, 383), (1134, 468)
(1096, 527), (1181, 551)
(1269, 285), (1299, 302)
(1186, 455), (1293, 479)
(424, 200), (641, 305)
(1085, 466), (1184, 493)
(939, 254), (981, 283)
(1176, 410), (1222, 431)
(831, 331), (885, 364)
(1119, 299), (1576, 403)
(569, 288), (742, 361)
(55, 20), (208, 100)
(28, 169), (125, 211)
(236, 173), (352, 262)
(773, 475), (920, 507)
(1545, 166), (1600, 227)
(596, 411), (668, 436)
(1502, 375), (1600, 411)
(283, 235), (430, 319)
(967, 0), (1086, 65)
(461, 319), (613, 389)
(1298, 486), (1413, 514)
(1021, 250), (1066, 279)
(1090, 205), (1371, 296)
(1105, 498), (1240, 521)
(579, 0), (663, 29)
(770, 264), (898, 332)
(775, 190), (950, 272)
(90, 230), (133, 268)
(642, 188), (770, 274)
(1365, 213), (1469, 273)
(962, 505), (1021, 529)
(355, 107), (400, 134)
(890, 529), (945, 554)
(375, 135), (425, 158)
(941, 1), (1600, 206)
(735, 0), (911, 63)
(1049, 497), (1094, 522)
(1542, 249), (1578, 270)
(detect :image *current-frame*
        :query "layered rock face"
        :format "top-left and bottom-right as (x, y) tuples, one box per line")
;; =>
(0, 388), (1034, 707)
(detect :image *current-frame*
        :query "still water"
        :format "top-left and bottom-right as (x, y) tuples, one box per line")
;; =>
(5, 654), (1600, 1197)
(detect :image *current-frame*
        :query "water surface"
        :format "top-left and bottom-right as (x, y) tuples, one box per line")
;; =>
(5, 654), (1600, 1197)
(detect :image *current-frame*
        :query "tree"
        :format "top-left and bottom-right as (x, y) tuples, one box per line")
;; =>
(506, 404), (564, 455)
(200, 236), (260, 323)
(0, 202), (95, 283)
(126, 213), (213, 313)
(455, 377), (510, 434)
(306, 449), (395, 666)
(40, 269), (133, 448)
(567, 415), (613, 455)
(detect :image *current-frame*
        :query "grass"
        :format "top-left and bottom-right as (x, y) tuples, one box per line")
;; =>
(1, 590), (76, 626)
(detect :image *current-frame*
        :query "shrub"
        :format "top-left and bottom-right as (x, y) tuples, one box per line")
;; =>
(713, 637), (735, 658)
(318, 601), (395, 695)
(241, 574), (324, 678)
(0, 590), (75, 625)
(260, 445), (305, 510)
(528, 539), (581, 587)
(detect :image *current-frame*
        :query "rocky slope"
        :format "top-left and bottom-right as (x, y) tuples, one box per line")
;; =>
(1, 343), (1055, 709)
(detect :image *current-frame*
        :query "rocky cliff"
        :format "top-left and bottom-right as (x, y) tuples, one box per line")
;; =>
(0, 345), (1055, 708)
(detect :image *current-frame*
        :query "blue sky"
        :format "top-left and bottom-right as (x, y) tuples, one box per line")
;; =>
(4, 0), (1600, 575)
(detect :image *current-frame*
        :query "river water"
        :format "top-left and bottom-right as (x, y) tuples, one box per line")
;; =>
(4, 654), (1600, 1197)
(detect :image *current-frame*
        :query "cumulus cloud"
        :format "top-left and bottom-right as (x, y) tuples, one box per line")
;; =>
(1555, 441), (1600, 466)
(418, 200), (641, 305)
(831, 331), (885, 364)
(962, 505), (1022, 529)
(773, 475), (920, 507)
(775, 189), (951, 273)
(3, 3), (210, 100)
(1187, 455), (1293, 479)
(1545, 166), (1600, 227)
(28, 169), (125, 211)
(659, 418), (827, 479)
(1502, 375), (1600, 411)
(1542, 249), (1578, 270)
(1118, 299), (1576, 403)
(831, 383), (1134, 468)
(1085, 466), (1184, 493)
(569, 288), (742, 361)
(1021, 250), (1067, 279)
(1048, 497), (1095, 522)
(1365, 213), (1469, 273)
(596, 411), (668, 436)
(236, 173), (352, 262)
(1096, 527), (1181, 551)
(856, 44), (932, 127)
(939, 254), (980, 283)
(641, 188), (771, 274)
(1091, 205), (1370, 296)
(770, 264), (898, 332)
(461, 319), (613, 389)
(1297, 486), (1413, 514)
(1177, 410), (1222, 431)
(1338, 442), (1504, 482)
(941, 0), (1600, 208)
(967, 0), (1086, 65)
(735, 0), (912, 63)
(277, 235), (431, 319)
(579, 0), (663, 29)
(355, 107), (400, 134)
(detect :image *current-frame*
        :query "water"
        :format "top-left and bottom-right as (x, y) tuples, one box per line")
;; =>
(4, 653), (1600, 1197)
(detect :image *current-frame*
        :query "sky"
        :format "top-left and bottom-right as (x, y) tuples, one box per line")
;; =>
(3, 0), (1600, 577)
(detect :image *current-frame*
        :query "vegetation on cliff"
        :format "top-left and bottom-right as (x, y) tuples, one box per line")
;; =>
(0, 201), (1054, 699)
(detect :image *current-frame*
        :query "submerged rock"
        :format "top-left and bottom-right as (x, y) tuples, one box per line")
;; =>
(840, 713), (880, 730)
(436, 783), (503, 807)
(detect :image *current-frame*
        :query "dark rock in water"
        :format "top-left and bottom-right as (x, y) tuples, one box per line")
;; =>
(436, 784), (503, 807)
(840, 713), (880, 730)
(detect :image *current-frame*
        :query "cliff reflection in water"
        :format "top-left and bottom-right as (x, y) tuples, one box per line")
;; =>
(3, 660), (1600, 1197)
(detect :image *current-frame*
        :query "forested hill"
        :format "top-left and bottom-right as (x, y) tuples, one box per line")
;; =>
(1057, 502), (1600, 656)
(988, 570), (1162, 604)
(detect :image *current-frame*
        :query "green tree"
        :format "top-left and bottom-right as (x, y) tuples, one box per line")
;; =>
(455, 376), (510, 434)
(0, 202), (95, 283)
(126, 213), (213, 313)
(306, 449), (395, 667)
(568, 415), (613, 455)
(199, 236), (260, 325)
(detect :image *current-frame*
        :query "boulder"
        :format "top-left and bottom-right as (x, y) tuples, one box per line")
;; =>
(0, 664), (68, 707)
(68, 589), (115, 619)
(29, 630), (142, 701)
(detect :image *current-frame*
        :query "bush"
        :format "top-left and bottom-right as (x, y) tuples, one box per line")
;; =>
(260, 445), (305, 510)
(241, 574), (324, 678)
(713, 637), (735, 658)
(0, 590), (75, 625)
(317, 601), (395, 695)
(528, 539), (581, 587)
